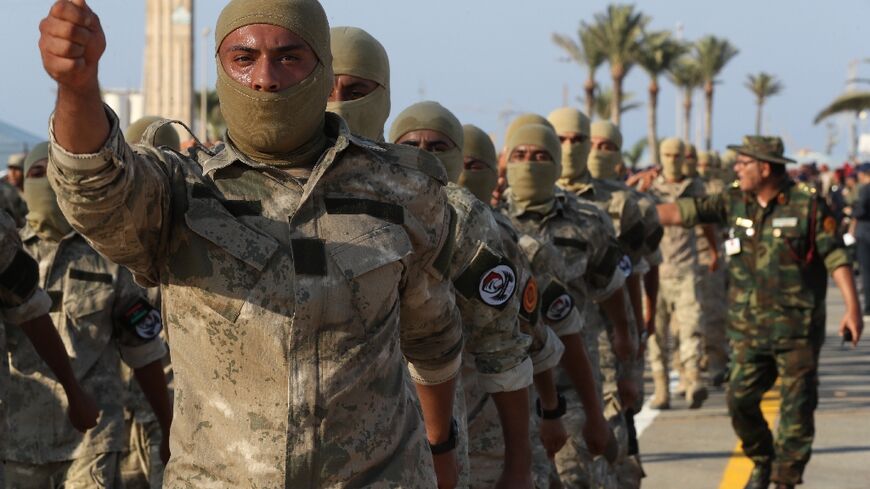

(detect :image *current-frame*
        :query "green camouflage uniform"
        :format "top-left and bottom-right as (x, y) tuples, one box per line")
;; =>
(696, 173), (730, 378)
(4, 227), (167, 489)
(677, 177), (849, 485)
(48, 109), (464, 488)
(648, 176), (707, 389)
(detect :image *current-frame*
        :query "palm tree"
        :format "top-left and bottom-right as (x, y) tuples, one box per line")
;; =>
(669, 57), (703, 142)
(589, 86), (642, 121)
(553, 25), (606, 118)
(694, 35), (739, 150)
(585, 4), (649, 126)
(745, 72), (784, 135)
(637, 31), (687, 165)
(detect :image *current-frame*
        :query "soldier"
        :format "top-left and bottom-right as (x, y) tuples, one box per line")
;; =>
(4, 142), (172, 488)
(0, 210), (100, 488)
(683, 143), (699, 179)
(656, 136), (863, 489)
(493, 114), (556, 206)
(6, 152), (25, 190)
(0, 154), (28, 227)
(696, 150), (730, 385)
(646, 138), (717, 410)
(41, 0), (465, 486)
(501, 122), (632, 488)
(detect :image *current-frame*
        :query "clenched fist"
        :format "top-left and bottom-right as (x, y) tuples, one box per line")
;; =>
(39, 0), (105, 93)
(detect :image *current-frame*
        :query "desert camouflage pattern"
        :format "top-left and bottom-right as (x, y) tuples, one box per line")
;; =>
(649, 176), (707, 278)
(48, 109), (463, 488)
(4, 451), (122, 489)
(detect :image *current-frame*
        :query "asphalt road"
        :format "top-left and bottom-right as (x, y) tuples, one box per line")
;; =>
(637, 285), (870, 489)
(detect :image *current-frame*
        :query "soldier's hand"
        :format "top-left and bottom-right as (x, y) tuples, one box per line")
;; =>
(840, 311), (863, 347)
(39, 0), (105, 92)
(612, 326), (635, 364)
(582, 412), (611, 456)
(709, 248), (721, 272)
(617, 377), (639, 412)
(66, 384), (100, 433)
(539, 417), (568, 457)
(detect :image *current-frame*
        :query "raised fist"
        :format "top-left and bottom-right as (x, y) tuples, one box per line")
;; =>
(39, 0), (105, 92)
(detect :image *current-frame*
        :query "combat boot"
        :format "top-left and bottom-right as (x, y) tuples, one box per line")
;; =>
(650, 372), (670, 410)
(743, 463), (771, 489)
(685, 369), (708, 409)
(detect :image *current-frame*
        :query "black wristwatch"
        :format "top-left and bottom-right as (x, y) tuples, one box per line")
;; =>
(429, 417), (459, 455)
(536, 394), (567, 419)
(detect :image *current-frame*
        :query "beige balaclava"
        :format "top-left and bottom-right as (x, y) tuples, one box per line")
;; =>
(24, 142), (72, 242)
(327, 26), (390, 141)
(683, 143), (699, 178)
(697, 150), (717, 178)
(505, 124), (562, 214)
(660, 137), (685, 181)
(588, 120), (623, 181)
(389, 101), (464, 183)
(504, 113), (554, 151)
(548, 107), (591, 182)
(460, 124), (498, 203)
(126, 116), (182, 151)
(215, 0), (333, 165)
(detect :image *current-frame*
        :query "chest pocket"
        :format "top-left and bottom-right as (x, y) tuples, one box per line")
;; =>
(182, 196), (279, 323)
(774, 222), (815, 309)
(62, 268), (116, 377)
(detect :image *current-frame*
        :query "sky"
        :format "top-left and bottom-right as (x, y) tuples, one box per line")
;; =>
(2, 0), (869, 164)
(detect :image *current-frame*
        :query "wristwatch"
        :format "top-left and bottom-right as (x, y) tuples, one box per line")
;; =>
(536, 394), (567, 419)
(429, 417), (459, 455)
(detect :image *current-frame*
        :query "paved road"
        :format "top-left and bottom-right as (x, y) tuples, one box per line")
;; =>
(637, 285), (870, 489)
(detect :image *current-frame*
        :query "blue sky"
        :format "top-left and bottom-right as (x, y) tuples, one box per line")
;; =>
(3, 0), (869, 164)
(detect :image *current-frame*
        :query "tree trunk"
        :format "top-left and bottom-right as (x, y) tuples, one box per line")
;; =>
(704, 81), (714, 150)
(755, 99), (763, 135)
(683, 88), (692, 143)
(648, 79), (660, 166)
(584, 76), (596, 119)
(612, 65), (624, 127)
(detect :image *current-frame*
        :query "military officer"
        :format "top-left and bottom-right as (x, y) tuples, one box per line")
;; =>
(41, 0), (465, 486)
(656, 136), (863, 489)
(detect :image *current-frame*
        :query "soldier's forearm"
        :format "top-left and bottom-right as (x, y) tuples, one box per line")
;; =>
(533, 369), (559, 410)
(54, 83), (110, 154)
(626, 274), (644, 335)
(656, 203), (683, 226)
(643, 266), (660, 322)
(559, 333), (603, 421)
(491, 389), (532, 473)
(134, 360), (173, 434)
(415, 377), (457, 445)
(832, 265), (861, 317)
(18, 314), (80, 394)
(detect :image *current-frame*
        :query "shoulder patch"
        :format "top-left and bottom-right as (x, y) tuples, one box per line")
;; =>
(618, 255), (633, 278)
(519, 276), (540, 324)
(454, 244), (517, 309)
(541, 280), (573, 322)
(122, 297), (163, 340)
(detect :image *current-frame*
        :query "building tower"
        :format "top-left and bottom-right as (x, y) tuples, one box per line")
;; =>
(143, 0), (194, 129)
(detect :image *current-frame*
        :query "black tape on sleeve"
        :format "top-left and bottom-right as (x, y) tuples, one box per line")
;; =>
(69, 269), (113, 285)
(645, 226), (664, 250)
(619, 221), (646, 251)
(553, 237), (588, 252)
(0, 249), (39, 302)
(325, 197), (405, 225)
(590, 246), (622, 284)
(540, 280), (573, 322)
(291, 239), (327, 276)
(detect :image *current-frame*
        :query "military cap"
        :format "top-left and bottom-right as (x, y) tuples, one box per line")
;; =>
(727, 136), (795, 165)
(7, 152), (25, 169)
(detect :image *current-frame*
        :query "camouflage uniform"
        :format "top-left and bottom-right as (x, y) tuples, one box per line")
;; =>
(48, 110), (464, 487)
(648, 176), (707, 397)
(677, 176), (849, 485)
(444, 183), (535, 488)
(4, 226), (167, 488)
(466, 210), (565, 489)
(0, 179), (27, 228)
(0, 211), (54, 489)
(504, 190), (627, 489)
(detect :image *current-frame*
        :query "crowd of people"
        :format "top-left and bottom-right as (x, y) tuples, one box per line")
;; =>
(0, 0), (863, 488)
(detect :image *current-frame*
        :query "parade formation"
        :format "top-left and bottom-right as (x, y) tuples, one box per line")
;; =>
(0, 0), (865, 488)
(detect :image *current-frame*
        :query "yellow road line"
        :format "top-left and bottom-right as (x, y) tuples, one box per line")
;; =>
(718, 387), (782, 489)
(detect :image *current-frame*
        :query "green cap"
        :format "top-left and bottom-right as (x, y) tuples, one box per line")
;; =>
(727, 136), (795, 165)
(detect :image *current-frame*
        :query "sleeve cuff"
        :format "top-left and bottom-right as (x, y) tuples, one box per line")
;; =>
(592, 269), (626, 303)
(645, 249), (664, 267)
(478, 357), (534, 393)
(49, 105), (123, 172)
(825, 249), (851, 274)
(407, 354), (462, 386)
(2, 288), (52, 325)
(120, 337), (168, 370)
(549, 306), (584, 337)
(530, 327), (565, 374)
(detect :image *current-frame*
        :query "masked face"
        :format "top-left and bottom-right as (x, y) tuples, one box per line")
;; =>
(558, 132), (591, 180)
(458, 157), (498, 203)
(660, 139), (685, 181)
(395, 129), (463, 183)
(587, 136), (620, 180)
(25, 159), (72, 242)
(327, 74), (389, 140)
(506, 144), (558, 212)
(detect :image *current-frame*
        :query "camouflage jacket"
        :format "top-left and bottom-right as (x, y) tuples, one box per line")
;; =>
(650, 176), (707, 278)
(678, 179), (850, 346)
(6, 229), (166, 463)
(48, 109), (463, 488)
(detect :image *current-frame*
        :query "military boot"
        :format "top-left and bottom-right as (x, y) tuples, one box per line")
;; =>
(744, 463), (771, 489)
(685, 369), (708, 409)
(650, 371), (670, 410)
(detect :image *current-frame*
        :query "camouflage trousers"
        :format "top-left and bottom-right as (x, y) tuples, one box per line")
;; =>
(649, 274), (704, 379)
(4, 452), (121, 489)
(727, 342), (820, 485)
(119, 418), (165, 489)
(554, 388), (617, 489)
(698, 265), (729, 376)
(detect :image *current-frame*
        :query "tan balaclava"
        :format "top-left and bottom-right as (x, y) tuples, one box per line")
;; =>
(126, 116), (182, 151)
(460, 124), (498, 203)
(7, 153), (25, 170)
(683, 143), (699, 178)
(327, 26), (390, 141)
(505, 124), (562, 214)
(389, 101), (464, 183)
(504, 113), (554, 151)
(548, 107), (591, 182)
(24, 142), (72, 242)
(587, 121), (623, 181)
(697, 150), (715, 178)
(215, 0), (333, 165)
(660, 138), (685, 181)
